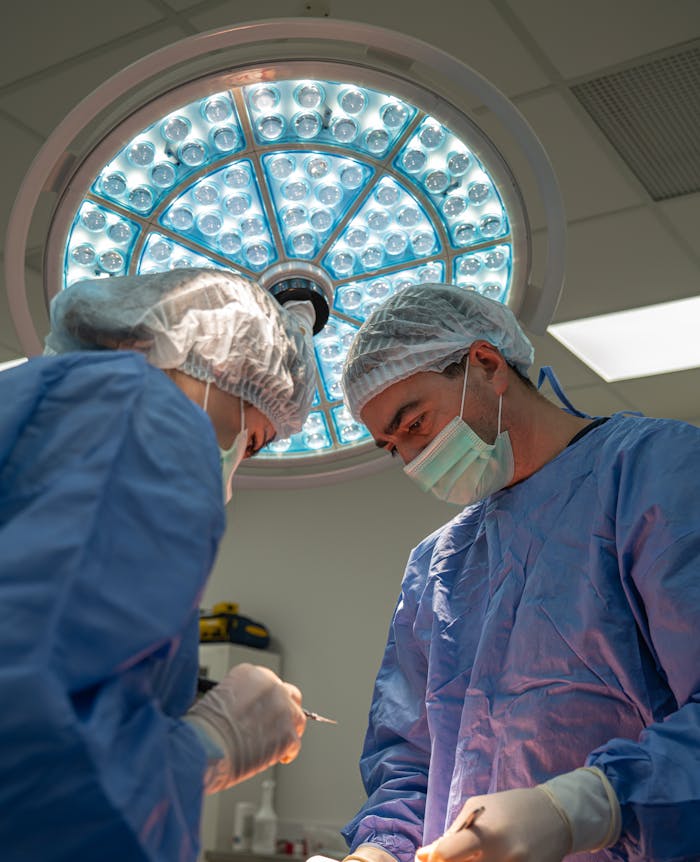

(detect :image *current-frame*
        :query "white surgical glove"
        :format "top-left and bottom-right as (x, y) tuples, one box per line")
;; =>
(185, 662), (306, 794)
(341, 844), (399, 862)
(416, 767), (621, 862)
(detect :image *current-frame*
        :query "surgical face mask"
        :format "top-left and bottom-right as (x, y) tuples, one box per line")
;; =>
(204, 382), (247, 505)
(403, 358), (514, 506)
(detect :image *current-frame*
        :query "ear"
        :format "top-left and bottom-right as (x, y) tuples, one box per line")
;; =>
(471, 341), (509, 395)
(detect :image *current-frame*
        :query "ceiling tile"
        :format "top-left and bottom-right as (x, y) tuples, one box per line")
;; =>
(659, 192), (700, 258)
(0, 117), (44, 242)
(0, 262), (51, 356)
(0, 26), (187, 137)
(0, 305), (23, 357)
(553, 208), (700, 321)
(186, 0), (315, 31)
(187, 0), (551, 97)
(515, 91), (645, 221)
(162, 0), (206, 9)
(0, 0), (164, 88)
(610, 367), (700, 422)
(0, 339), (24, 361)
(506, 0), (700, 79)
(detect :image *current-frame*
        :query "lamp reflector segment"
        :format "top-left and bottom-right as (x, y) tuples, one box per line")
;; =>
(334, 262), (446, 321)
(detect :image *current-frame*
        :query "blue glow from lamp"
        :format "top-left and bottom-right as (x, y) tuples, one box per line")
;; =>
(333, 261), (447, 322)
(61, 77), (515, 461)
(266, 410), (333, 455)
(262, 151), (373, 260)
(160, 160), (277, 271)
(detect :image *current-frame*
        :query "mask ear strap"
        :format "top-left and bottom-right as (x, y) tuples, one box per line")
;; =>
(203, 380), (211, 413)
(239, 397), (246, 431)
(497, 394), (503, 436)
(459, 354), (470, 418)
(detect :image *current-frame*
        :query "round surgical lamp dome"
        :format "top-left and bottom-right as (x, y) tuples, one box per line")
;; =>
(5, 19), (565, 487)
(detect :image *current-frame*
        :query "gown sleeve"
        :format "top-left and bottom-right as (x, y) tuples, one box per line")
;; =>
(0, 353), (226, 862)
(586, 418), (700, 860)
(341, 541), (435, 862)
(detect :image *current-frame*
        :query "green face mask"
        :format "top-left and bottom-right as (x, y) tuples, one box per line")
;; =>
(203, 382), (247, 505)
(403, 359), (514, 506)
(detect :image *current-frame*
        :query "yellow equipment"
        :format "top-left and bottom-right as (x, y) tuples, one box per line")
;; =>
(199, 601), (270, 649)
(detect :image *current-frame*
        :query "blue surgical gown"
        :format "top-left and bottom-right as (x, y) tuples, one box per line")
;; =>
(343, 414), (700, 862)
(0, 352), (226, 862)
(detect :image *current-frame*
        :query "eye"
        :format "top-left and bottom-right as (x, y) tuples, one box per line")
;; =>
(408, 416), (423, 433)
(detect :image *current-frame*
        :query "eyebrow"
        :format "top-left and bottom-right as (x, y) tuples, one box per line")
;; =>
(374, 400), (423, 448)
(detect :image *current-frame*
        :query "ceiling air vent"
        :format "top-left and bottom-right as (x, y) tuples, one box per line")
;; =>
(571, 44), (700, 201)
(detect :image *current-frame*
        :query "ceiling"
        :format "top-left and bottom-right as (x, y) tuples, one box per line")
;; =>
(1, 0), (699, 426)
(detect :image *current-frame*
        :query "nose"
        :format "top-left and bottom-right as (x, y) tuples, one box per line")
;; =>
(397, 442), (426, 465)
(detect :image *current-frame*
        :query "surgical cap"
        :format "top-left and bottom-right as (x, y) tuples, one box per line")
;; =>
(342, 283), (534, 419)
(45, 268), (316, 438)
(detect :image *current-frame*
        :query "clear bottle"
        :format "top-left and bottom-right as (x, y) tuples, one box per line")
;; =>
(252, 779), (277, 855)
(232, 801), (256, 852)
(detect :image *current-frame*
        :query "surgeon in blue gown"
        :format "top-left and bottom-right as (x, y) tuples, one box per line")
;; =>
(0, 269), (318, 862)
(339, 284), (700, 862)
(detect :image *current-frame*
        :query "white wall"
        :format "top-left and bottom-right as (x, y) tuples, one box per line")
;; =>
(202, 460), (456, 839)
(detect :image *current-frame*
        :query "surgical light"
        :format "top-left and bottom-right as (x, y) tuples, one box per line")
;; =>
(5, 19), (564, 487)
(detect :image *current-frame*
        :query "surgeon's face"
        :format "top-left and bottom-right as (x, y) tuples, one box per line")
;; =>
(166, 370), (276, 457)
(206, 386), (276, 457)
(360, 371), (465, 464)
(360, 343), (503, 464)
(240, 402), (277, 458)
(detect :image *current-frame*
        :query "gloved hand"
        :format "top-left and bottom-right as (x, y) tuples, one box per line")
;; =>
(185, 662), (306, 793)
(416, 767), (621, 862)
(342, 844), (398, 862)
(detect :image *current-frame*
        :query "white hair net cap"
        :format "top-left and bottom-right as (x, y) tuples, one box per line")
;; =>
(342, 283), (534, 419)
(45, 268), (317, 439)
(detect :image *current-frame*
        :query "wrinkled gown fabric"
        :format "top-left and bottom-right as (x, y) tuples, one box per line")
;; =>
(0, 353), (225, 862)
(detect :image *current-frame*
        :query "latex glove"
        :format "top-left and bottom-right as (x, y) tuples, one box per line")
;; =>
(185, 662), (306, 793)
(416, 768), (621, 862)
(342, 844), (398, 862)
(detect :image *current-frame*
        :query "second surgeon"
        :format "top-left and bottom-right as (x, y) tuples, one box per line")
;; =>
(0, 268), (317, 862)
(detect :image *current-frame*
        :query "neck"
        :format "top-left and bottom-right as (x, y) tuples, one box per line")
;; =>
(508, 387), (592, 485)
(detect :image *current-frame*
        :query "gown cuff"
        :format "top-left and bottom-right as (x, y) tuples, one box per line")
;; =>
(540, 766), (622, 852)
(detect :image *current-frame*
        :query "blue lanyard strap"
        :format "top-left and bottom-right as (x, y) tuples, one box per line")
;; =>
(537, 366), (591, 418)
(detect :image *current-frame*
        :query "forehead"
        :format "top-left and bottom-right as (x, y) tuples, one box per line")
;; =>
(360, 371), (447, 429)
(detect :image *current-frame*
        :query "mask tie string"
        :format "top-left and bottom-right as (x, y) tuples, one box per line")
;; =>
(459, 355), (470, 419)
(203, 380), (211, 413)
